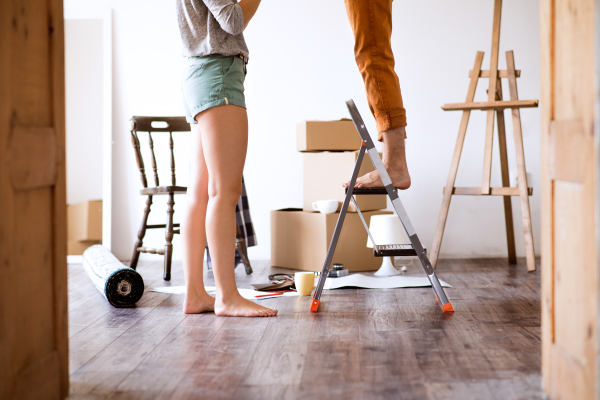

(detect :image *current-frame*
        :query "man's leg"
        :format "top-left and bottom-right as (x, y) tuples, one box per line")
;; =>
(343, 0), (411, 189)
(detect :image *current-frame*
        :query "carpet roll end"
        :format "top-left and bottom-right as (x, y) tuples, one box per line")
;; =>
(83, 245), (145, 307)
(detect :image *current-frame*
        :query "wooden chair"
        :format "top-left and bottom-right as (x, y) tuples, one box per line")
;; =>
(129, 116), (253, 280)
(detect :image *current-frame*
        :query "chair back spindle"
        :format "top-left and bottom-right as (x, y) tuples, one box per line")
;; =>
(130, 127), (148, 188)
(169, 132), (176, 186)
(148, 132), (160, 187)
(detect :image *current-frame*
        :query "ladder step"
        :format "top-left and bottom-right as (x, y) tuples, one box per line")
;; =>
(345, 187), (388, 195)
(373, 244), (420, 257)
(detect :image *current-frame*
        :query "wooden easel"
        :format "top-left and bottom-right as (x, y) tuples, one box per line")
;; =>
(429, 0), (537, 272)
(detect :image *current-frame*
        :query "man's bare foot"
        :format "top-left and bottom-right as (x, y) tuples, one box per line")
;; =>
(215, 294), (278, 317)
(343, 126), (411, 190)
(183, 291), (216, 314)
(343, 167), (411, 189)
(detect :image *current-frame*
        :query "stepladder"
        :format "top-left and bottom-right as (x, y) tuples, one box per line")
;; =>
(429, 0), (537, 272)
(310, 100), (454, 314)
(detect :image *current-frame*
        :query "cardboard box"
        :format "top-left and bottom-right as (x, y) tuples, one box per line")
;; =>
(303, 151), (387, 212)
(68, 240), (101, 256)
(67, 200), (102, 241)
(271, 208), (392, 272)
(297, 120), (361, 152)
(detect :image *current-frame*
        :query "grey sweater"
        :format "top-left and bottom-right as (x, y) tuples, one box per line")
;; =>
(176, 0), (249, 60)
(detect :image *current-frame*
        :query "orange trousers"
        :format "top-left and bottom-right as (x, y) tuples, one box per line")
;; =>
(345, 0), (406, 141)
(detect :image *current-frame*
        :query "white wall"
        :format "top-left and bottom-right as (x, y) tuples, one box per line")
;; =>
(65, 19), (104, 205)
(65, 0), (541, 262)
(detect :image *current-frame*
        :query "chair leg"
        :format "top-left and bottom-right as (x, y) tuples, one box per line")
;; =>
(205, 245), (212, 270)
(131, 195), (153, 270)
(235, 225), (252, 275)
(163, 193), (175, 281)
(236, 240), (252, 275)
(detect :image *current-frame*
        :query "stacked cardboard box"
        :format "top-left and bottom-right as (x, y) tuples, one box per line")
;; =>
(271, 120), (390, 272)
(67, 200), (102, 255)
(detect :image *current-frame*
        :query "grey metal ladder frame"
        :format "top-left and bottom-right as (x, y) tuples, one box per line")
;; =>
(310, 100), (454, 313)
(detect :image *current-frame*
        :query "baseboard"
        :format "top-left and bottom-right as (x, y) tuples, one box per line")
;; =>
(67, 255), (83, 264)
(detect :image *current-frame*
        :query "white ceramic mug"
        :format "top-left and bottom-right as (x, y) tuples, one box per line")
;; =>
(312, 200), (339, 214)
(294, 272), (316, 296)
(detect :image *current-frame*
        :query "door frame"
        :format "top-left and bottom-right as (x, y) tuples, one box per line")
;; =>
(595, 0), (600, 395)
(64, 4), (113, 256)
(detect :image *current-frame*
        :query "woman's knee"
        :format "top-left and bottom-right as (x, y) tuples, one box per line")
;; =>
(208, 181), (242, 206)
(187, 186), (209, 207)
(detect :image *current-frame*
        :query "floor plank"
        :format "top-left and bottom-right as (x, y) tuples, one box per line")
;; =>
(68, 257), (544, 399)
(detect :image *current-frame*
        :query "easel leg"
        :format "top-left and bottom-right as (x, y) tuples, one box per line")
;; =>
(430, 118), (467, 269)
(506, 51), (536, 271)
(512, 110), (535, 271)
(495, 79), (517, 264)
(430, 52), (485, 268)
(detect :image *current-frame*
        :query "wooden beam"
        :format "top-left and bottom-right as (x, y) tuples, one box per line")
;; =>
(443, 187), (533, 196)
(470, 69), (521, 78)
(539, 0), (553, 388)
(441, 100), (538, 111)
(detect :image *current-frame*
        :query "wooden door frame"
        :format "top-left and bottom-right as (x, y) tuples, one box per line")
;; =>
(541, 0), (600, 398)
(0, 0), (69, 397)
(595, 0), (600, 395)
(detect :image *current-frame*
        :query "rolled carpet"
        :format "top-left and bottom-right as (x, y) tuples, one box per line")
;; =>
(83, 245), (144, 307)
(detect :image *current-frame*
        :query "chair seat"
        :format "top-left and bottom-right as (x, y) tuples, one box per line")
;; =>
(140, 186), (187, 195)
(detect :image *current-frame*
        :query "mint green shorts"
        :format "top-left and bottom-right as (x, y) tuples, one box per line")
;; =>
(181, 54), (247, 124)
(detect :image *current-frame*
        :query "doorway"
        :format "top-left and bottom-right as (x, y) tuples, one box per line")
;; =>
(64, 6), (112, 262)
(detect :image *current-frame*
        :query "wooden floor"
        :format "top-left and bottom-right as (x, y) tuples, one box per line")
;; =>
(67, 257), (543, 400)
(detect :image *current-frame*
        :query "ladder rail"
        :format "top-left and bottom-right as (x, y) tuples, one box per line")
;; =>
(311, 145), (367, 311)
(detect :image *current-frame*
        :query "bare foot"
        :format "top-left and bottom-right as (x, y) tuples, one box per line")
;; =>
(343, 126), (411, 190)
(215, 294), (278, 317)
(343, 167), (411, 189)
(183, 291), (216, 314)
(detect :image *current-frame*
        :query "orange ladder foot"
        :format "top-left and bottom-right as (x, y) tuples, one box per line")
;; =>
(310, 298), (320, 312)
(441, 302), (454, 313)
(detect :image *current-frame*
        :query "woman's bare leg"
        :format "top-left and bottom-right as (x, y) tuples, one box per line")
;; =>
(182, 120), (215, 314)
(196, 105), (277, 317)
